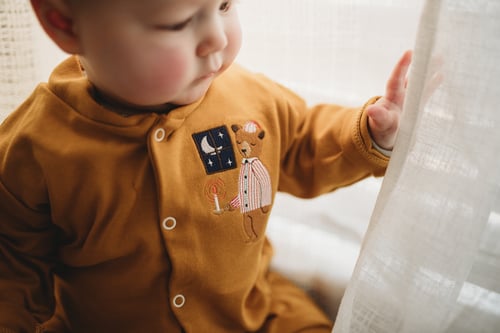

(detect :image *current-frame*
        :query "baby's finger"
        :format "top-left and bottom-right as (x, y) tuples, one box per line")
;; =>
(385, 50), (412, 106)
(423, 54), (444, 104)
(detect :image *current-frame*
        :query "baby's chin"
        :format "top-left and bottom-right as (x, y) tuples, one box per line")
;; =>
(129, 74), (218, 110)
(168, 85), (214, 106)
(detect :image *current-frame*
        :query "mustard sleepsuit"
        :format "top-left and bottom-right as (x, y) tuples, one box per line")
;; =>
(0, 57), (388, 332)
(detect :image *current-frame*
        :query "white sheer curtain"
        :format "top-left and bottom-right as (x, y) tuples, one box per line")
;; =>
(334, 0), (500, 332)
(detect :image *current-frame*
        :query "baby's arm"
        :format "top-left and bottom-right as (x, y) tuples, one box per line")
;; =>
(366, 50), (412, 150)
(0, 180), (56, 331)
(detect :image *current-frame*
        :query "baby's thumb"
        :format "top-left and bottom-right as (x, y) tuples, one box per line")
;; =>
(366, 104), (391, 131)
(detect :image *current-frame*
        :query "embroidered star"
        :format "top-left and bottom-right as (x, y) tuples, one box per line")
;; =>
(227, 158), (233, 166)
(207, 159), (214, 167)
(218, 131), (224, 139)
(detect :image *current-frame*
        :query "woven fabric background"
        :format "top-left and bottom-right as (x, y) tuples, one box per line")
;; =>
(0, 0), (38, 117)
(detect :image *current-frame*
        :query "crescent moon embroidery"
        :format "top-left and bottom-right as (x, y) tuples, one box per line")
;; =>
(201, 136), (223, 155)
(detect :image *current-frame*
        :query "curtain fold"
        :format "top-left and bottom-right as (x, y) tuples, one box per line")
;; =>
(334, 0), (500, 332)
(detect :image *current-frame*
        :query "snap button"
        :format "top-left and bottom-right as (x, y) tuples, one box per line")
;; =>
(154, 128), (166, 142)
(162, 217), (177, 230)
(173, 294), (186, 308)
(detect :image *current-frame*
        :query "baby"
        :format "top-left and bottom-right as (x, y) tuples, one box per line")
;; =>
(0, 0), (411, 332)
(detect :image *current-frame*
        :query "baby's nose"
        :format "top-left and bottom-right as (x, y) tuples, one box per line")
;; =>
(196, 17), (228, 57)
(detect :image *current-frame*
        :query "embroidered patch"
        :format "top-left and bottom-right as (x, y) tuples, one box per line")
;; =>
(192, 126), (237, 175)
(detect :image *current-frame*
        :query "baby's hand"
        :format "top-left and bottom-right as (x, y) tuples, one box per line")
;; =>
(366, 50), (412, 150)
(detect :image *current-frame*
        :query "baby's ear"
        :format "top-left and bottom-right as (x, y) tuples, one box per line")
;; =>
(30, 0), (82, 54)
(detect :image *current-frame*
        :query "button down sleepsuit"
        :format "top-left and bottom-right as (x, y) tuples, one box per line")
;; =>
(0, 57), (388, 332)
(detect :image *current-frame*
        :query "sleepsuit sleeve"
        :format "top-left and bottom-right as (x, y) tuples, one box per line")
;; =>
(0, 178), (57, 332)
(274, 82), (389, 198)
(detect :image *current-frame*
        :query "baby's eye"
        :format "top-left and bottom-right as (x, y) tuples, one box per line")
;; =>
(155, 17), (192, 31)
(219, 1), (231, 13)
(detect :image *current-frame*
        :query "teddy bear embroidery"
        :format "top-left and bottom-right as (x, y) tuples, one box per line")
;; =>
(225, 121), (272, 242)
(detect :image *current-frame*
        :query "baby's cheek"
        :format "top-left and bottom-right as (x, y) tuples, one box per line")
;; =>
(224, 18), (242, 66)
(150, 52), (189, 92)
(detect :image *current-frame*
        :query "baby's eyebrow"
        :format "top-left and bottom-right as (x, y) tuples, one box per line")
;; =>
(145, 0), (203, 15)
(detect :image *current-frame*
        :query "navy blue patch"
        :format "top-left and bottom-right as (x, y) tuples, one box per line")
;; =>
(192, 126), (237, 174)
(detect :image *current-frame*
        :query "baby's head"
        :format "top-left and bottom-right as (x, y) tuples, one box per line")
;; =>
(31, 0), (242, 110)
